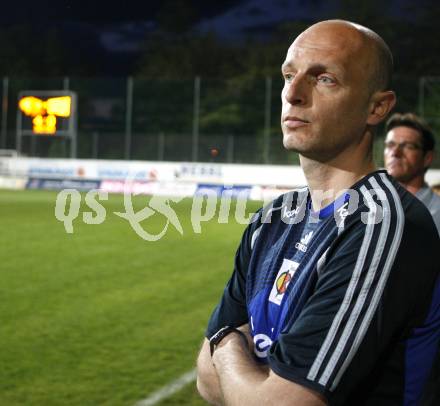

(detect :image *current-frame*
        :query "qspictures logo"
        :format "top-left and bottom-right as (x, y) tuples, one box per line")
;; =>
(54, 184), (259, 242)
(54, 180), (388, 242)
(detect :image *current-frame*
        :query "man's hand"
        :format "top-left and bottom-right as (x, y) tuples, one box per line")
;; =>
(207, 326), (327, 406)
(197, 338), (223, 405)
(196, 324), (252, 405)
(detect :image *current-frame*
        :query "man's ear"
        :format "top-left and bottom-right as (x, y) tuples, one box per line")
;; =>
(366, 90), (396, 126)
(424, 150), (434, 170)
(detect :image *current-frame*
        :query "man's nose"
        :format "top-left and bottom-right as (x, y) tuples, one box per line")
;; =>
(283, 75), (308, 105)
(389, 145), (403, 157)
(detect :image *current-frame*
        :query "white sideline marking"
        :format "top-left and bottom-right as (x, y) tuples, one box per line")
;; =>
(133, 369), (197, 406)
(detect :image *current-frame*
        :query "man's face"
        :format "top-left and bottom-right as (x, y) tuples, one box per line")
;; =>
(384, 126), (430, 183)
(281, 23), (373, 161)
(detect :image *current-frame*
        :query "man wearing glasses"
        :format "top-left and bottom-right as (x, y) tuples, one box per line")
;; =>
(384, 112), (440, 234)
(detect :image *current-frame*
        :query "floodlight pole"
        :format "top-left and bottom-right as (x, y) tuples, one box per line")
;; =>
(125, 76), (133, 160)
(71, 92), (77, 158)
(158, 132), (165, 161)
(93, 132), (99, 159)
(192, 76), (200, 162)
(263, 76), (272, 164)
(16, 101), (22, 156)
(63, 77), (70, 91)
(1, 77), (9, 149)
(62, 78), (78, 159)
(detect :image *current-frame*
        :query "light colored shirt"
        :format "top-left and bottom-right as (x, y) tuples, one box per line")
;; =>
(416, 183), (440, 235)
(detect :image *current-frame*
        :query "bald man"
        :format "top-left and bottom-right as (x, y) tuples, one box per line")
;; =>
(197, 20), (439, 405)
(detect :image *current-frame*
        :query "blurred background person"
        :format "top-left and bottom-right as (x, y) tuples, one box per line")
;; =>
(384, 112), (440, 233)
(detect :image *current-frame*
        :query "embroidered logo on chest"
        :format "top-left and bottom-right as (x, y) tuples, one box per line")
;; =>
(294, 231), (313, 252)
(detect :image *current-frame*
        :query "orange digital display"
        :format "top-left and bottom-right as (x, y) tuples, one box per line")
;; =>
(19, 96), (72, 134)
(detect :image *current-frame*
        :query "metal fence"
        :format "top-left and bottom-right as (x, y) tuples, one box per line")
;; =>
(1, 75), (440, 167)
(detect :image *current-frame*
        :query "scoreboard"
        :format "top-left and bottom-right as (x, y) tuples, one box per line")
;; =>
(16, 90), (77, 157)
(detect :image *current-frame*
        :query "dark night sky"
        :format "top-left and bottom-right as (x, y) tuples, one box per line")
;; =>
(1, 0), (431, 43)
(0, 0), (428, 25)
(0, 0), (436, 75)
(0, 1), (241, 25)
(0, 0), (248, 74)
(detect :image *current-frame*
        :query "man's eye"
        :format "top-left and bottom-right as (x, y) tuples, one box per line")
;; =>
(404, 143), (418, 151)
(317, 76), (334, 84)
(284, 73), (294, 83)
(385, 141), (396, 149)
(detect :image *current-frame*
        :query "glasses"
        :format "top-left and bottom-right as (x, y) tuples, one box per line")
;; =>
(384, 141), (423, 152)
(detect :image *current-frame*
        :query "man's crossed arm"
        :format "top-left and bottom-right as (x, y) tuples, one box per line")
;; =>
(196, 325), (327, 406)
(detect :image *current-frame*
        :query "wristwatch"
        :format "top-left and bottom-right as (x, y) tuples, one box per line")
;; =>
(209, 326), (248, 356)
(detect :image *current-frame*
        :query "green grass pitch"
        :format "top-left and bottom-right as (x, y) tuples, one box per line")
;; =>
(0, 189), (261, 405)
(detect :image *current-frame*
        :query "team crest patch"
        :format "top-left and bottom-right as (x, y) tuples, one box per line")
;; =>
(269, 259), (300, 305)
